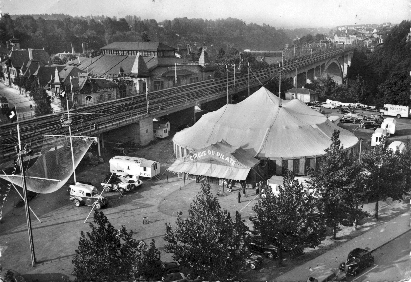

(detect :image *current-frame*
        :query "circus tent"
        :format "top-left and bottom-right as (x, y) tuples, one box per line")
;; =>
(172, 87), (358, 176)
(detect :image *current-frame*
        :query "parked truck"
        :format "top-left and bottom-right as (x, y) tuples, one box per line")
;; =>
(380, 104), (411, 118)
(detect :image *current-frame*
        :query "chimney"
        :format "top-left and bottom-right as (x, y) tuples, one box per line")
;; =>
(28, 48), (33, 61)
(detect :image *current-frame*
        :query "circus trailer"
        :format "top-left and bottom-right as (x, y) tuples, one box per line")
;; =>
(109, 156), (160, 178)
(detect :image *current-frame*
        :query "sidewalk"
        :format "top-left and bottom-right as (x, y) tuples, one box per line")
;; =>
(275, 206), (411, 282)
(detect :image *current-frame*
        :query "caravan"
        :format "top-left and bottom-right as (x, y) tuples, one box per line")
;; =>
(380, 118), (396, 135)
(371, 128), (389, 147)
(109, 156), (161, 178)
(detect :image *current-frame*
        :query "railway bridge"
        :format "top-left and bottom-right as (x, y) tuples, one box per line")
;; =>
(0, 47), (354, 164)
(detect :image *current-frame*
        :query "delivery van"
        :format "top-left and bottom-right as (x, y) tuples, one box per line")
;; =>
(380, 104), (410, 118)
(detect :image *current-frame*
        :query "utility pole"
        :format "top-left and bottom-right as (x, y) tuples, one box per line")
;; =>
(247, 62), (250, 97)
(233, 64), (236, 97)
(66, 98), (76, 184)
(278, 51), (283, 102)
(16, 117), (36, 267)
(226, 65), (229, 104)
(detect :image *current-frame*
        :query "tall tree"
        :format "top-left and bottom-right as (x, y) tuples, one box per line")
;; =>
(30, 82), (53, 116)
(361, 141), (404, 220)
(308, 130), (363, 238)
(164, 182), (249, 280)
(252, 171), (326, 266)
(72, 211), (142, 282)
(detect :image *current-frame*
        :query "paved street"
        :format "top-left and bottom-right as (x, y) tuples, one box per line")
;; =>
(0, 82), (35, 121)
(348, 230), (411, 282)
(275, 206), (411, 282)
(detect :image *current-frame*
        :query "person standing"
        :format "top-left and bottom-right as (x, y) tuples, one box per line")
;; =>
(237, 191), (241, 203)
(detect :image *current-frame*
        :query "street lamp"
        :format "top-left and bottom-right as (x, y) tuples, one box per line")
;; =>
(375, 160), (383, 220)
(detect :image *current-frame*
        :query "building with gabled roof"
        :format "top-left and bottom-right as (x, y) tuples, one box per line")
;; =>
(100, 42), (176, 57)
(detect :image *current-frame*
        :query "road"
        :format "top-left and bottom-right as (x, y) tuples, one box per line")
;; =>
(347, 230), (411, 282)
(0, 82), (35, 122)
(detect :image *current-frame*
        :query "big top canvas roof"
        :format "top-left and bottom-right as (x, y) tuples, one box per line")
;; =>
(173, 87), (358, 160)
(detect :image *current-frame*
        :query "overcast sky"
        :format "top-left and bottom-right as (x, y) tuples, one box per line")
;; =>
(2, 0), (410, 28)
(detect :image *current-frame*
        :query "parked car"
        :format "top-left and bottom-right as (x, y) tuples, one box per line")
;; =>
(101, 173), (143, 193)
(339, 248), (374, 276)
(339, 116), (353, 123)
(162, 272), (187, 282)
(0, 268), (26, 282)
(247, 237), (278, 259)
(244, 254), (263, 270)
(69, 182), (108, 209)
(360, 120), (379, 129)
(322, 103), (336, 109)
(339, 108), (349, 114)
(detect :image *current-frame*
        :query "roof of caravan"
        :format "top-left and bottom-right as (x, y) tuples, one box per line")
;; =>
(110, 156), (158, 167)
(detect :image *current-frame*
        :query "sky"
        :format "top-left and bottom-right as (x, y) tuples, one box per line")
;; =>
(1, 0), (410, 28)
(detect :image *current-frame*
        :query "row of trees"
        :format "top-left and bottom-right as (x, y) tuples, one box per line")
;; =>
(12, 78), (53, 117)
(73, 131), (411, 281)
(0, 14), (292, 60)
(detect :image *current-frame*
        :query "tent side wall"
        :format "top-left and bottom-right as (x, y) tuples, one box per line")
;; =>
(173, 142), (359, 176)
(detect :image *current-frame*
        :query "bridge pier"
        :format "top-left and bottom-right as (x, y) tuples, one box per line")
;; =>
(306, 69), (315, 84)
(104, 118), (154, 147)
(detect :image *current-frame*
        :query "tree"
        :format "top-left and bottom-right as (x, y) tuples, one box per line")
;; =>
(164, 182), (249, 280)
(72, 211), (140, 281)
(252, 171), (326, 266)
(30, 82), (53, 117)
(141, 31), (150, 42)
(134, 239), (162, 280)
(361, 141), (404, 220)
(308, 130), (363, 238)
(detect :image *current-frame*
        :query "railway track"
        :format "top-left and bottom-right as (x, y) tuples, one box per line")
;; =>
(0, 48), (352, 162)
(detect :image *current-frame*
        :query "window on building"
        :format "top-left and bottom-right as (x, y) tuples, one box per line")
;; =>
(190, 77), (199, 84)
(154, 80), (164, 91)
(144, 167), (147, 171)
(107, 93), (112, 100)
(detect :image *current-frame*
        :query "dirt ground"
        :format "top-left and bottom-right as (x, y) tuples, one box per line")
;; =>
(1, 110), (411, 282)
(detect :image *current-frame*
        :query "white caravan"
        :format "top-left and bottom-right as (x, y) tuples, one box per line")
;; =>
(381, 118), (396, 135)
(109, 156), (161, 178)
(388, 141), (405, 153)
(371, 128), (389, 147)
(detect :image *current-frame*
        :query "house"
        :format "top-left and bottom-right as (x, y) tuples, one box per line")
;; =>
(285, 88), (318, 103)
(2, 39), (50, 89)
(153, 118), (170, 138)
(69, 74), (119, 106)
(73, 41), (215, 96)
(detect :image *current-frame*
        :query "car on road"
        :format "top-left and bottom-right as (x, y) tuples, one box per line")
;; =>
(69, 182), (108, 209)
(244, 254), (263, 270)
(339, 248), (374, 276)
(101, 173), (143, 193)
